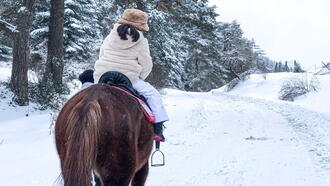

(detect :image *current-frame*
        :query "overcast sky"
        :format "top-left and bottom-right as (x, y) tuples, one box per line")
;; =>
(209, 0), (330, 68)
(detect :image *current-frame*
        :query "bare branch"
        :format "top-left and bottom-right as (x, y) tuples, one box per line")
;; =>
(322, 62), (330, 72)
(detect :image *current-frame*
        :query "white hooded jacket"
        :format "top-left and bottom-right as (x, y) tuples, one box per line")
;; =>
(94, 23), (153, 84)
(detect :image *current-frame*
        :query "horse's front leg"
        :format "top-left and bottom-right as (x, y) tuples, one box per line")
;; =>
(131, 162), (149, 186)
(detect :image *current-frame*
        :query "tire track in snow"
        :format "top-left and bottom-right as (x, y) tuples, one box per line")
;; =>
(220, 93), (330, 172)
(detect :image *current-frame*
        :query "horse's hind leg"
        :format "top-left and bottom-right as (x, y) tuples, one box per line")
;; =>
(102, 174), (134, 186)
(131, 163), (149, 186)
(101, 162), (135, 186)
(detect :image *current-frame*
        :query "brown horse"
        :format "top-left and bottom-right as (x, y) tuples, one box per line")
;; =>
(55, 84), (154, 186)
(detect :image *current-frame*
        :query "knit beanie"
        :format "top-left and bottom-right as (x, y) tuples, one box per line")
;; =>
(117, 9), (149, 31)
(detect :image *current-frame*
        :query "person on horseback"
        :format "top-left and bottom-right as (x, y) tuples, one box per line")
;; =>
(93, 9), (168, 142)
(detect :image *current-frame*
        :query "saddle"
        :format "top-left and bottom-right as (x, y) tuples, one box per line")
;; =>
(98, 71), (155, 123)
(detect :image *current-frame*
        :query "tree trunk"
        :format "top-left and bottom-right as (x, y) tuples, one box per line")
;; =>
(10, 0), (35, 106)
(42, 0), (64, 91)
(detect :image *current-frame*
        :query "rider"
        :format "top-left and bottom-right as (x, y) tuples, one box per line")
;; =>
(93, 9), (169, 142)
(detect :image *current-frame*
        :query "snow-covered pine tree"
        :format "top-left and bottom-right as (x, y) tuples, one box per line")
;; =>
(0, 33), (12, 61)
(31, 0), (100, 64)
(142, 0), (188, 89)
(30, 0), (49, 73)
(274, 62), (279, 72)
(278, 62), (283, 72)
(251, 43), (271, 72)
(65, 0), (100, 62)
(293, 60), (304, 73)
(11, 0), (36, 105)
(94, 0), (118, 39)
(219, 21), (253, 75)
(172, 0), (230, 91)
(283, 61), (289, 72)
(0, 0), (20, 61)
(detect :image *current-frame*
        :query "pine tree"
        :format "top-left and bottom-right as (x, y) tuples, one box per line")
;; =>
(278, 62), (283, 72)
(220, 21), (254, 75)
(31, 0), (100, 64)
(274, 62), (278, 72)
(176, 0), (230, 91)
(283, 61), (289, 72)
(1, 0), (36, 105)
(65, 0), (100, 61)
(42, 0), (65, 90)
(0, 0), (20, 61)
(0, 32), (12, 61)
(143, 0), (188, 89)
(94, 0), (124, 39)
(293, 60), (304, 73)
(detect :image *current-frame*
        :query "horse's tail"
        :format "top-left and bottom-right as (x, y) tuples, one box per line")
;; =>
(62, 100), (102, 186)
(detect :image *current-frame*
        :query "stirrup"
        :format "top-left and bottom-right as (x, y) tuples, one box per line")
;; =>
(151, 141), (165, 167)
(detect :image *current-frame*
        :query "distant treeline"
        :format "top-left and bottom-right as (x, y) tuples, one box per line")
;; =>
(274, 61), (304, 73)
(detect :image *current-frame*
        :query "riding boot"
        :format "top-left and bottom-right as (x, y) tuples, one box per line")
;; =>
(154, 122), (165, 142)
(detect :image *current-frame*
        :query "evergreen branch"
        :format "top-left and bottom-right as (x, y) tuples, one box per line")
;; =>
(0, 19), (18, 35)
(229, 67), (241, 80)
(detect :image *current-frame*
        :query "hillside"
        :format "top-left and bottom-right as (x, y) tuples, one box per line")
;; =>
(213, 73), (330, 117)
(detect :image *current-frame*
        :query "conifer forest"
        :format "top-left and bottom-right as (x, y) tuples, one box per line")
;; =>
(1, 0), (285, 107)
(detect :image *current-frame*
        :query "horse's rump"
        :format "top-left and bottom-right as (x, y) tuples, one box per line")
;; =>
(55, 84), (154, 186)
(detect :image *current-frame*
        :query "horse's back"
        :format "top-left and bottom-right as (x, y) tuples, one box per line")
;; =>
(56, 83), (153, 149)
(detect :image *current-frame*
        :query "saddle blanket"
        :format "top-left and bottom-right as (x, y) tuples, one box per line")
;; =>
(111, 86), (155, 123)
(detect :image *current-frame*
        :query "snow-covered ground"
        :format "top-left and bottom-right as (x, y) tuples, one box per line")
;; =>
(213, 73), (330, 117)
(1, 66), (330, 186)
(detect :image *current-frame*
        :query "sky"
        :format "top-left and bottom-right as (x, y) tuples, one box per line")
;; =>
(209, 0), (330, 68)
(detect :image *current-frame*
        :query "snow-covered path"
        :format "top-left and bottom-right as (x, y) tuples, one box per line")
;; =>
(1, 90), (330, 186)
(148, 91), (330, 186)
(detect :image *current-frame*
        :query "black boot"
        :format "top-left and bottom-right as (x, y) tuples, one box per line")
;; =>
(154, 122), (165, 142)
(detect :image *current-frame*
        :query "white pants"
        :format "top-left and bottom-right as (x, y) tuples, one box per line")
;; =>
(80, 82), (94, 90)
(133, 80), (169, 123)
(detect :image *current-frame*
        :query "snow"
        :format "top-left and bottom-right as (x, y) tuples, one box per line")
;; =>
(149, 90), (330, 186)
(0, 65), (38, 83)
(294, 75), (330, 116)
(0, 114), (60, 186)
(0, 67), (11, 81)
(31, 27), (49, 37)
(212, 73), (330, 117)
(306, 63), (330, 75)
(18, 7), (28, 13)
(1, 65), (330, 185)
